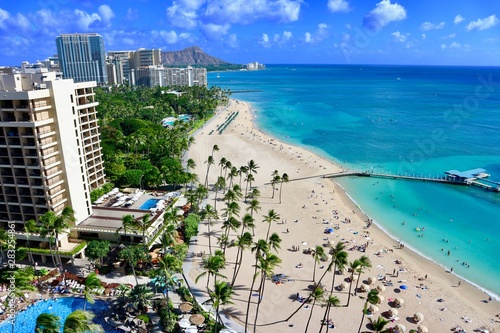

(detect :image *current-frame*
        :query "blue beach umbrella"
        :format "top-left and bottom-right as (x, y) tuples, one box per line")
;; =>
(325, 228), (334, 233)
(400, 285), (408, 290)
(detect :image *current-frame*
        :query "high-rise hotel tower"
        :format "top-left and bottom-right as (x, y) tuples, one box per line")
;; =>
(0, 69), (105, 257)
(56, 33), (107, 84)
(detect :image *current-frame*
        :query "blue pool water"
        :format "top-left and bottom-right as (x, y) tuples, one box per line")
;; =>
(139, 198), (160, 210)
(0, 297), (121, 333)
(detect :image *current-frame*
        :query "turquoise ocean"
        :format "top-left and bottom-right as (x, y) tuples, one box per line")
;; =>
(209, 65), (500, 299)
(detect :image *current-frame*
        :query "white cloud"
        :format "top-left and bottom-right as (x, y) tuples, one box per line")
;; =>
(454, 15), (465, 25)
(421, 33), (426, 40)
(466, 15), (499, 31)
(391, 31), (408, 42)
(304, 32), (312, 43)
(151, 30), (180, 44)
(98, 5), (114, 25)
(13, 13), (30, 30)
(260, 33), (271, 47)
(421, 21), (445, 31)
(74, 9), (101, 31)
(440, 44), (446, 50)
(442, 33), (456, 39)
(226, 33), (238, 48)
(204, 0), (301, 24)
(283, 30), (293, 41)
(200, 23), (230, 41)
(166, 2), (198, 29)
(179, 0), (205, 11)
(0, 8), (10, 28)
(449, 42), (461, 49)
(363, 0), (407, 31)
(328, 0), (350, 13)
(126, 8), (138, 21)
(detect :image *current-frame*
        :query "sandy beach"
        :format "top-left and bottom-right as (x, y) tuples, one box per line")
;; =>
(187, 99), (499, 333)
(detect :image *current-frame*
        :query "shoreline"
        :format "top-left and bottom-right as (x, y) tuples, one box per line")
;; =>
(335, 181), (500, 302)
(188, 98), (499, 332)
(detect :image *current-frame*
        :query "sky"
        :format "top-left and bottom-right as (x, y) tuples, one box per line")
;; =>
(0, 0), (499, 66)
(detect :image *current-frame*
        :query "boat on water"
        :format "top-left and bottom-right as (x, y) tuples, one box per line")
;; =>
(216, 73), (220, 78)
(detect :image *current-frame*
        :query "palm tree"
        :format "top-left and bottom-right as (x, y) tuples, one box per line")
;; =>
(218, 157), (227, 178)
(120, 245), (148, 285)
(115, 284), (131, 302)
(247, 159), (259, 178)
(304, 285), (325, 333)
(53, 206), (76, 269)
(267, 232), (282, 253)
(319, 295), (341, 333)
(230, 231), (253, 286)
(38, 211), (59, 268)
(135, 214), (153, 247)
(24, 219), (39, 266)
(252, 253), (281, 332)
(204, 155), (215, 187)
(244, 239), (269, 332)
(36, 313), (61, 333)
(195, 184), (209, 211)
(246, 199), (261, 235)
(357, 289), (380, 333)
(209, 281), (234, 333)
(200, 204), (218, 255)
(213, 176), (226, 210)
(312, 245), (326, 283)
(346, 259), (362, 307)
(328, 242), (349, 294)
(159, 223), (177, 256)
(222, 201), (240, 219)
(116, 214), (136, 244)
(195, 254), (226, 289)
(279, 172), (289, 204)
(262, 209), (280, 242)
(369, 316), (390, 333)
(220, 216), (241, 254)
(243, 173), (255, 200)
(63, 310), (103, 333)
(223, 160), (232, 181)
(227, 166), (239, 189)
(270, 170), (280, 199)
(238, 165), (248, 187)
(354, 255), (372, 296)
(129, 284), (154, 314)
(83, 272), (102, 311)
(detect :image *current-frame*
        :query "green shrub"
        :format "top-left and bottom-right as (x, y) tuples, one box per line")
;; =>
(183, 213), (200, 243)
(137, 314), (150, 323)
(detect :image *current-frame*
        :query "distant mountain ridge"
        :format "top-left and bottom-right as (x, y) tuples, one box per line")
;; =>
(161, 46), (230, 65)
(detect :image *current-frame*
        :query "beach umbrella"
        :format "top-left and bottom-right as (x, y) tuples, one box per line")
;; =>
(339, 282), (348, 291)
(359, 284), (369, 292)
(394, 297), (404, 307)
(394, 324), (406, 333)
(367, 276), (376, 284)
(399, 285), (408, 290)
(413, 312), (424, 323)
(377, 295), (384, 304)
(368, 304), (379, 313)
(376, 285), (386, 292)
(179, 302), (193, 313)
(325, 228), (334, 233)
(189, 314), (205, 326)
(387, 308), (398, 317)
(417, 325), (428, 333)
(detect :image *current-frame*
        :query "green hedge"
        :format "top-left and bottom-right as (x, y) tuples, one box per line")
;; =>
(19, 241), (87, 256)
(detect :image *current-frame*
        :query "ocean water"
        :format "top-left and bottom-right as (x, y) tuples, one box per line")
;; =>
(210, 65), (500, 298)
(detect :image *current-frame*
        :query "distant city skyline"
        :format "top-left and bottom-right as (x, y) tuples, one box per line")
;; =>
(0, 1), (499, 66)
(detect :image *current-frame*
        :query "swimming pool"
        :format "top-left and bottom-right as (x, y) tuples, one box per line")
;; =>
(0, 297), (121, 333)
(139, 198), (160, 210)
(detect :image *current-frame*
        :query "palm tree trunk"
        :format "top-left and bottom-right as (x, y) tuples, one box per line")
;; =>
(244, 260), (260, 332)
(346, 272), (355, 307)
(319, 303), (330, 333)
(329, 262), (338, 294)
(357, 303), (367, 333)
(313, 260), (317, 283)
(130, 263), (139, 285)
(207, 219), (213, 255)
(252, 272), (268, 332)
(304, 297), (318, 333)
(279, 181), (284, 204)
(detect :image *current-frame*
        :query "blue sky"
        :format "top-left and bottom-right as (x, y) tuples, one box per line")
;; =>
(0, 0), (499, 66)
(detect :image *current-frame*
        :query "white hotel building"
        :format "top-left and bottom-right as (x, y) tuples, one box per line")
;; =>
(0, 69), (105, 262)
